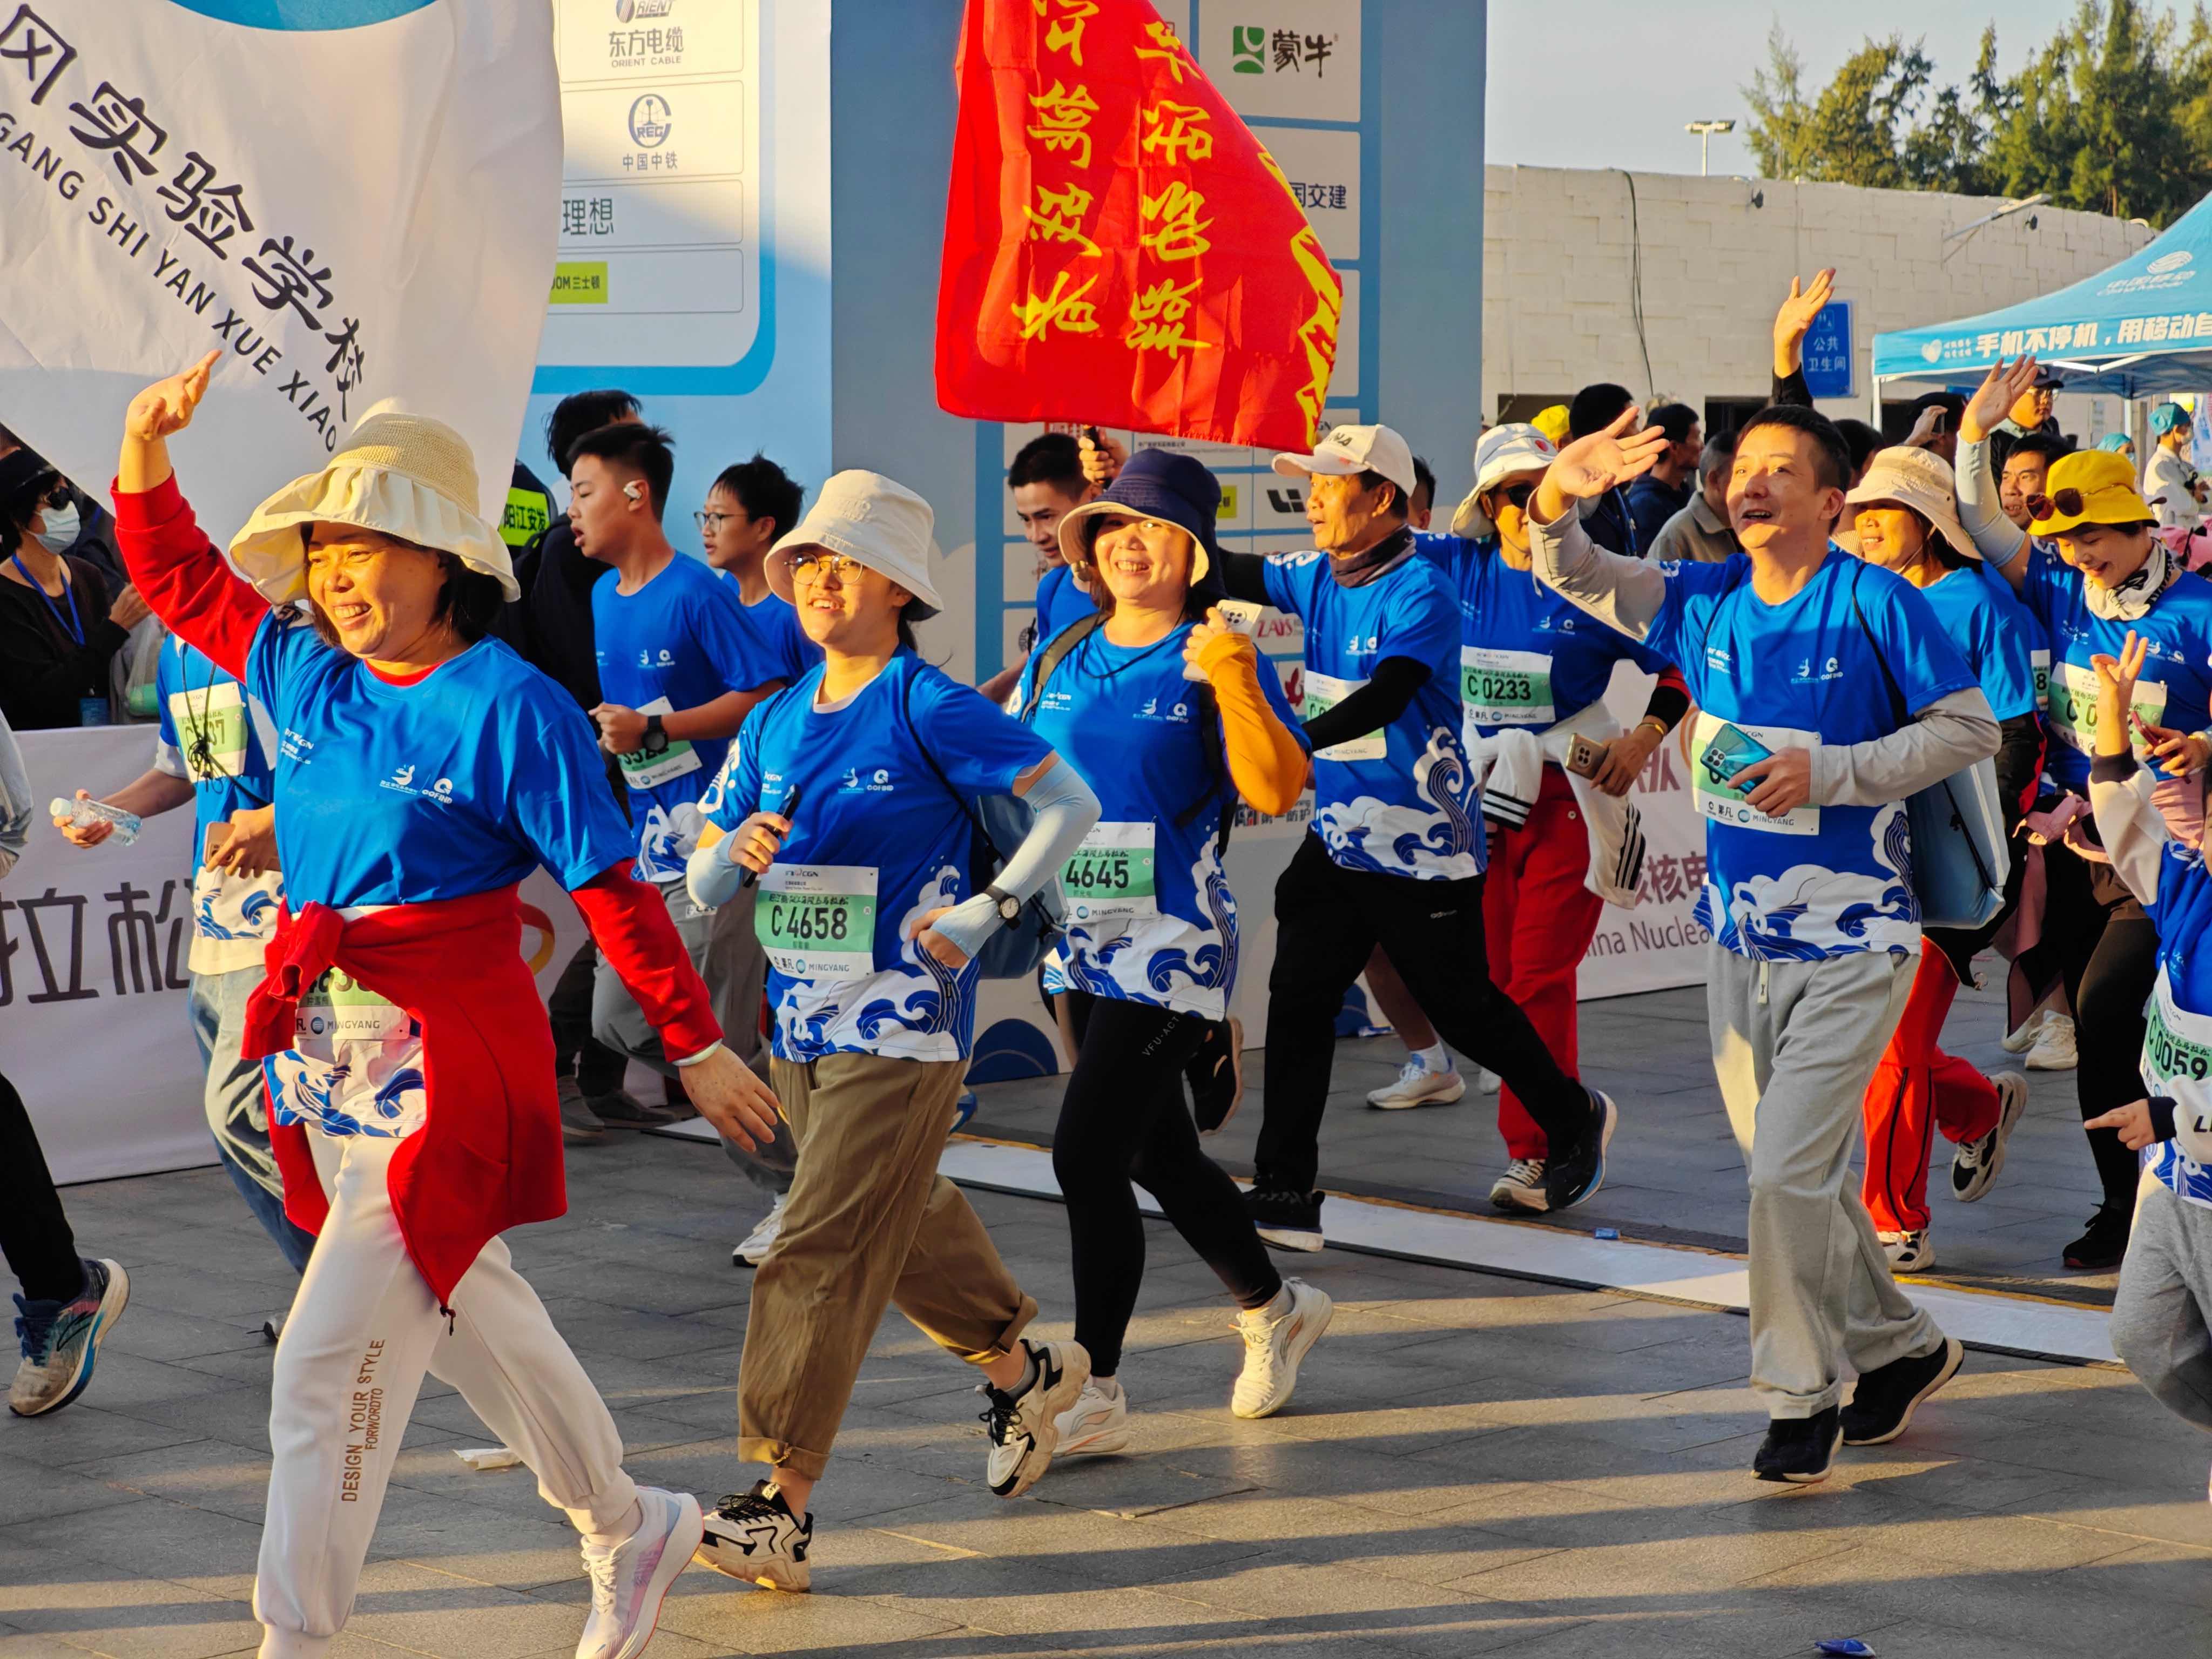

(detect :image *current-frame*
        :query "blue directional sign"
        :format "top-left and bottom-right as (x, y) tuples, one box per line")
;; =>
(1803, 300), (1856, 399)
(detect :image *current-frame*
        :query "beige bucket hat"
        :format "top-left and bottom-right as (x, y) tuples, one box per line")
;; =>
(1842, 446), (1979, 562)
(767, 469), (943, 619)
(227, 406), (516, 604)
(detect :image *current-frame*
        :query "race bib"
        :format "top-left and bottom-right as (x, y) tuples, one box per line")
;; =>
(2048, 662), (2167, 758)
(1460, 646), (1555, 727)
(168, 680), (248, 781)
(616, 696), (703, 790)
(2145, 974), (2212, 1138)
(1304, 670), (1386, 762)
(2031, 648), (2051, 715)
(1689, 711), (1819, 837)
(295, 968), (408, 1043)
(1061, 821), (1158, 927)
(757, 862), (877, 982)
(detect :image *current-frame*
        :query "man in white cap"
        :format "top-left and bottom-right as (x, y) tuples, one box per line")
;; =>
(1210, 423), (1617, 1251)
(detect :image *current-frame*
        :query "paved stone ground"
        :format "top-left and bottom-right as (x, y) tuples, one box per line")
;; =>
(972, 975), (2121, 1305)
(4, 1130), (2209, 1658)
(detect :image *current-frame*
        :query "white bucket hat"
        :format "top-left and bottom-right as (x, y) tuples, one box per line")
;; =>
(228, 404), (516, 604)
(1272, 422), (1417, 497)
(767, 469), (943, 619)
(1843, 446), (1980, 562)
(1450, 423), (1557, 537)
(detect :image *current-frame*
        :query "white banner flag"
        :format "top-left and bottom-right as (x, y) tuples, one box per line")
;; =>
(0, 0), (559, 542)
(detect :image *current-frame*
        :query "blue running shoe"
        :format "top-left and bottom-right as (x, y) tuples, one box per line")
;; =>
(950, 1090), (979, 1136)
(11, 1257), (129, 1417)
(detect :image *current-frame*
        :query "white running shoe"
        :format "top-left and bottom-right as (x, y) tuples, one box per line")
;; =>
(2026, 1014), (2077, 1072)
(981, 1339), (1089, 1498)
(1478, 1067), (1501, 1096)
(1952, 1071), (2028, 1203)
(1879, 1229), (1936, 1273)
(576, 1486), (703, 1659)
(1055, 1375), (1131, 1458)
(1488, 1157), (1547, 1213)
(1366, 1050), (1466, 1110)
(1231, 1278), (1334, 1420)
(732, 1194), (788, 1269)
(2000, 1009), (2046, 1054)
(696, 1480), (812, 1592)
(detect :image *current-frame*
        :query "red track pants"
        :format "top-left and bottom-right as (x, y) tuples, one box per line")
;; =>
(1485, 766), (1606, 1159)
(1859, 940), (2002, 1233)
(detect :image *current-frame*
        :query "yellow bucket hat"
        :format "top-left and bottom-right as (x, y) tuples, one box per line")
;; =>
(227, 406), (517, 605)
(2028, 448), (2156, 538)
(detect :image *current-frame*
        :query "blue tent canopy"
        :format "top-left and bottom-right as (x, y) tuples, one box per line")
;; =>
(1873, 194), (2212, 396)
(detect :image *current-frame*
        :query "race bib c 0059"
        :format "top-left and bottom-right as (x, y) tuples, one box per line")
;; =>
(1061, 820), (1158, 927)
(756, 862), (877, 983)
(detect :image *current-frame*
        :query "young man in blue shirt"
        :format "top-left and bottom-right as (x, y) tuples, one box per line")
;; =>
(1530, 402), (1999, 1483)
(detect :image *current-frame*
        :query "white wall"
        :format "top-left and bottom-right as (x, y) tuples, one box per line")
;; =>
(1481, 167), (2158, 437)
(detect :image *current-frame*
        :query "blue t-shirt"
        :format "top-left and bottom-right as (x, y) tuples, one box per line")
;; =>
(248, 613), (635, 907)
(1979, 556), (2051, 713)
(156, 636), (282, 950)
(1017, 622), (1308, 1018)
(1036, 563), (1098, 640)
(1916, 566), (2040, 723)
(2019, 549), (2212, 793)
(740, 588), (818, 684)
(1644, 549), (1978, 960)
(1417, 531), (1675, 747)
(1262, 547), (1480, 880)
(2141, 837), (2212, 1209)
(592, 552), (779, 881)
(701, 652), (1054, 1063)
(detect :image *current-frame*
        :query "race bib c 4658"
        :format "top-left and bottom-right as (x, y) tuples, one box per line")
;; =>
(1304, 670), (1386, 762)
(1460, 646), (1555, 727)
(617, 696), (703, 790)
(168, 680), (248, 781)
(757, 862), (877, 982)
(1061, 821), (1158, 927)
(295, 968), (407, 1043)
(2049, 661), (2167, 757)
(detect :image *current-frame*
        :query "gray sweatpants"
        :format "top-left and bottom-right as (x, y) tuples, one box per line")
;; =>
(592, 873), (796, 1197)
(2112, 1176), (2212, 1433)
(1708, 945), (1946, 1418)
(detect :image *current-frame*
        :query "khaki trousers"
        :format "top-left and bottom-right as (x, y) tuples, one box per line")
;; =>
(738, 1051), (1035, 1479)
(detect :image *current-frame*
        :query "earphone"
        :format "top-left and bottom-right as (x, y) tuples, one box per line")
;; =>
(622, 481), (643, 501)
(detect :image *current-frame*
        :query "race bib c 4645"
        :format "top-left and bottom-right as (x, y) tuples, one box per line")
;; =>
(1061, 821), (1158, 927)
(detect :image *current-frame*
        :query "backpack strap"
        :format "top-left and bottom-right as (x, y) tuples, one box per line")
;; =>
(1015, 612), (1107, 724)
(899, 656), (1005, 862)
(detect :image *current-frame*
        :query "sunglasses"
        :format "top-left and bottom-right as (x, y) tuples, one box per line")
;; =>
(2025, 485), (2127, 521)
(1494, 481), (1536, 511)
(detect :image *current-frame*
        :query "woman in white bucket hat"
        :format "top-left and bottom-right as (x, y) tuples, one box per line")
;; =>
(111, 352), (782, 1659)
(685, 469), (1103, 1590)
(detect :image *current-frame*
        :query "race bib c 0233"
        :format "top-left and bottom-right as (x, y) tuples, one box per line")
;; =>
(1304, 670), (1386, 762)
(757, 862), (878, 982)
(1459, 646), (1555, 728)
(1061, 821), (1158, 927)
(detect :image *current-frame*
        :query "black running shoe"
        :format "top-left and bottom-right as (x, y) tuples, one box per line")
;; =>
(1542, 1089), (1618, 1213)
(696, 1480), (813, 1592)
(1841, 1337), (1964, 1446)
(1752, 1406), (1841, 1483)
(1245, 1186), (1324, 1252)
(1187, 1016), (1245, 1136)
(2063, 1205), (2130, 1271)
(586, 1089), (676, 1131)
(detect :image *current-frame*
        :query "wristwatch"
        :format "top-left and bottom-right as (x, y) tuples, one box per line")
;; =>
(984, 884), (1022, 928)
(641, 713), (669, 756)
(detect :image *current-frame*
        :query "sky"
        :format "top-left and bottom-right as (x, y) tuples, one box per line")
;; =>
(1486, 2), (2193, 177)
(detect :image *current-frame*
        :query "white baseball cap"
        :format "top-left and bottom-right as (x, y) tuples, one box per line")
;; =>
(1272, 422), (1417, 498)
(1451, 423), (1557, 537)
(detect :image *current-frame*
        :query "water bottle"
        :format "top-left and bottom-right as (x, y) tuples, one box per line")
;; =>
(51, 796), (142, 846)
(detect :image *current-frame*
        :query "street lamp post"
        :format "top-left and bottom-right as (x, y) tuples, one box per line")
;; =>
(1685, 118), (1735, 177)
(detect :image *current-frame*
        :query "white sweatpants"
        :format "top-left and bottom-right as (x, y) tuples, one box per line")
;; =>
(254, 1128), (637, 1659)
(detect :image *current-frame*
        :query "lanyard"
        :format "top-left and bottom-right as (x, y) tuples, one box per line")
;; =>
(10, 553), (83, 648)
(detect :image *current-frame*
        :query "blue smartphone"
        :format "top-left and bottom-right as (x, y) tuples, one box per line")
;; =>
(1700, 722), (1774, 796)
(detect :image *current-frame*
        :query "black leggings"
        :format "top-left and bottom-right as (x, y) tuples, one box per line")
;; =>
(1054, 992), (1280, 1378)
(2036, 841), (2158, 1216)
(0, 1068), (85, 1304)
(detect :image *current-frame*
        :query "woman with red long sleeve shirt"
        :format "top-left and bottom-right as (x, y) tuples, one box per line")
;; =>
(113, 354), (782, 1659)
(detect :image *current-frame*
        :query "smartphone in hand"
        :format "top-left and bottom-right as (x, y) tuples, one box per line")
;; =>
(1564, 733), (1607, 778)
(1700, 722), (1775, 797)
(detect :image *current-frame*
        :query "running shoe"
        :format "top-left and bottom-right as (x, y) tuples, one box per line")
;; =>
(577, 1486), (702, 1659)
(1477, 1067), (1501, 1096)
(2064, 1205), (2130, 1270)
(2025, 1014), (2077, 1072)
(10, 1258), (129, 1418)
(559, 1076), (608, 1145)
(1952, 1071), (2028, 1203)
(731, 1194), (788, 1269)
(1230, 1278), (1333, 1419)
(1488, 1157), (1548, 1213)
(1878, 1229), (1935, 1273)
(1055, 1374), (1131, 1458)
(1840, 1336), (1964, 1446)
(1189, 1016), (1246, 1136)
(1245, 1187), (1324, 1252)
(1540, 1089), (1618, 1214)
(1366, 1050), (1466, 1110)
(696, 1480), (812, 1592)
(980, 1338), (1089, 1498)
(2000, 1008), (2047, 1054)
(951, 1090), (980, 1135)
(588, 1089), (677, 1131)
(1752, 1406), (1840, 1483)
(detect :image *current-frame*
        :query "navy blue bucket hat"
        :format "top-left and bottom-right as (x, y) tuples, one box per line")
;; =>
(1055, 447), (1226, 605)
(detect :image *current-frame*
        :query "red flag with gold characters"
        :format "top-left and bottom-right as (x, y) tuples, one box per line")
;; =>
(934, 0), (1343, 451)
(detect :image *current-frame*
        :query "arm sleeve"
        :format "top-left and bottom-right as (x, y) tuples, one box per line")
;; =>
(110, 476), (266, 677)
(1195, 631), (1310, 817)
(928, 754), (1102, 959)
(1810, 687), (2000, 807)
(1771, 366), (1812, 408)
(1527, 501), (1671, 640)
(1301, 656), (1431, 751)
(1221, 550), (1271, 605)
(1642, 666), (1691, 731)
(687, 723), (765, 911)
(1994, 714), (2043, 828)
(2087, 751), (2169, 906)
(1955, 439), (2031, 567)
(570, 861), (722, 1062)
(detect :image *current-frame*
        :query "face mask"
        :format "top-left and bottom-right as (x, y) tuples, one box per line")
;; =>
(32, 500), (78, 554)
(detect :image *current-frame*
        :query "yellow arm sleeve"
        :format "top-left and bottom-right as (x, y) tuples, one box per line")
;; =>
(1194, 630), (1310, 819)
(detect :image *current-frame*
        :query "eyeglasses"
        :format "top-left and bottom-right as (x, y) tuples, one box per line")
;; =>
(788, 551), (867, 583)
(693, 509), (750, 533)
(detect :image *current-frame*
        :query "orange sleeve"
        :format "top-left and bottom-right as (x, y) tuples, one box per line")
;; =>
(1193, 630), (1310, 819)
